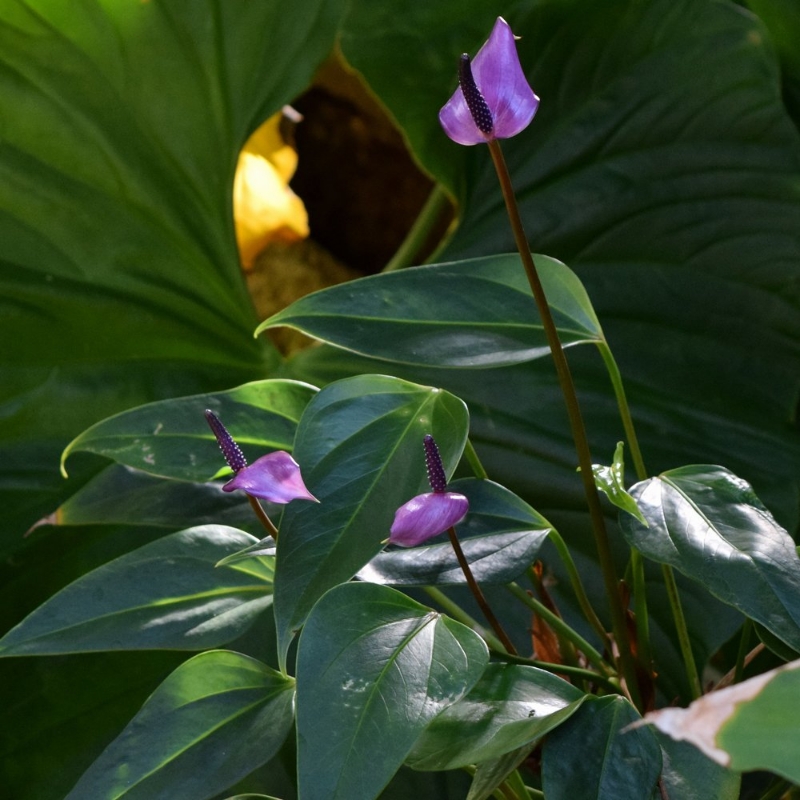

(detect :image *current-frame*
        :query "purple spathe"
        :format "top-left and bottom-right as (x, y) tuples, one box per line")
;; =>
(439, 17), (539, 146)
(389, 491), (469, 547)
(223, 451), (317, 504)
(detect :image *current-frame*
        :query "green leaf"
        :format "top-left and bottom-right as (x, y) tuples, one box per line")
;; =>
(258, 254), (603, 368)
(0, 526), (273, 655)
(48, 464), (256, 532)
(61, 380), (317, 481)
(592, 442), (647, 525)
(295, 582), (488, 800)
(645, 658), (800, 783)
(358, 478), (552, 586)
(541, 696), (662, 800)
(466, 746), (534, 800)
(272, 374), (469, 666)
(406, 663), (584, 771)
(65, 650), (295, 800)
(620, 465), (800, 653)
(655, 729), (741, 800)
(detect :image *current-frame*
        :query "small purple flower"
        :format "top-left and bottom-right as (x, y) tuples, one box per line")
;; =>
(204, 410), (317, 504)
(439, 17), (539, 146)
(389, 435), (469, 547)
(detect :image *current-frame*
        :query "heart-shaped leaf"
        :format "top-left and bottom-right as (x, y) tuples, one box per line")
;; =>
(257, 254), (602, 368)
(65, 650), (295, 800)
(61, 380), (317, 482)
(0, 526), (273, 655)
(272, 374), (469, 666)
(620, 465), (800, 652)
(541, 695), (662, 800)
(296, 582), (488, 800)
(359, 478), (552, 586)
(406, 663), (584, 771)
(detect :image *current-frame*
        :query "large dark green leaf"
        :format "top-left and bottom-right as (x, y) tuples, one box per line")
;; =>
(272, 374), (469, 666)
(0, 526), (273, 655)
(620, 465), (800, 653)
(47, 464), (256, 532)
(258, 254), (602, 367)
(61, 380), (317, 482)
(406, 663), (584, 771)
(295, 582), (488, 800)
(341, 0), (800, 531)
(358, 478), (552, 586)
(65, 650), (295, 800)
(2, 0), (343, 538)
(541, 696), (662, 800)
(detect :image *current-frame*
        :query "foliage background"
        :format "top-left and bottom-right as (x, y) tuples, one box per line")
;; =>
(1, 0), (799, 797)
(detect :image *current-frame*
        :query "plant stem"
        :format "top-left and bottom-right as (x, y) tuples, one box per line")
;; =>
(492, 649), (621, 692)
(547, 530), (611, 652)
(715, 642), (765, 692)
(506, 582), (614, 677)
(448, 526), (518, 654)
(506, 769), (536, 800)
(423, 586), (506, 652)
(488, 138), (641, 709)
(464, 436), (489, 479)
(383, 184), (451, 272)
(631, 550), (653, 677)
(598, 340), (700, 700)
(733, 619), (753, 686)
(247, 494), (279, 540)
(662, 563), (702, 699)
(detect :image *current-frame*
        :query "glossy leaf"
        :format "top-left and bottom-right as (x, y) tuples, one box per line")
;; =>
(620, 465), (800, 652)
(541, 696), (661, 800)
(407, 663), (584, 771)
(0, 526), (273, 655)
(296, 582), (488, 800)
(61, 381), (316, 482)
(46, 464), (256, 532)
(258, 254), (602, 368)
(466, 746), (534, 800)
(592, 442), (646, 525)
(65, 650), (295, 800)
(359, 478), (552, 586)
(646, 658), (800, 782)
(273, 374), (469, 666)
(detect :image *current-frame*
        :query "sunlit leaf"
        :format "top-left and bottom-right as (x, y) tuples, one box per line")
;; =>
(296, 582), (488, 800)
(0, 526), (273, 655)
(65, 650), (295, 800)
(273, 374), (469, 667)
(592, 442), (646, 525)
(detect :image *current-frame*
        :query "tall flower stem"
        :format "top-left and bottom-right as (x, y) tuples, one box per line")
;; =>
(247, 495), (279, 540)
(487, 138), (641, 709)
(598, 341), (700, 698)
(447, 526), (518, 654)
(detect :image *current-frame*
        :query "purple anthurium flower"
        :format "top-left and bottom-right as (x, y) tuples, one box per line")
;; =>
(389, 434), (468, 547)
(439, 17), (539, 146)
(204, 409), (317, 504)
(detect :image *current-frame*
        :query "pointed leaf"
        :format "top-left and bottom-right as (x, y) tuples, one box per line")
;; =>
(407, 663), (584, 771)
(541, 696), (661, 800)
(645, 658), (800, 782)
(592, 442), (647, 525)
(0, 526), (273, 655)
(257, 254), (602, 368)
(620, 465), (800, 652)
(296, 582), (488, 800)
(61, 380), (317, 481)
(273, 375), (469, 666)
(49, 464), (256, 532)
(359, 479), (552, 586)
(65, 650), (295, 800)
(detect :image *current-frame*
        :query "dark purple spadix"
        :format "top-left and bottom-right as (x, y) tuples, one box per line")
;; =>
(439, 17), (539, 146)
(458, 55), (493, 135)
(424, 434), (448, 493)
(205, 409), (247, 473)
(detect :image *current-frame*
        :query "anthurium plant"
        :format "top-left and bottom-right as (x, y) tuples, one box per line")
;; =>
(3, 2), (800, 800)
